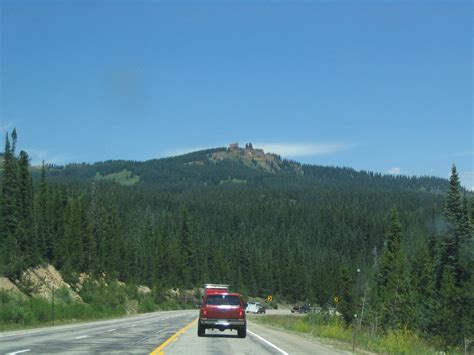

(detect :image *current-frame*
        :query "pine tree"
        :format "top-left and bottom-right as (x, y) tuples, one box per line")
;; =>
(373, 208), (412, 330)
(459, 196), (473, 244)
(435, 265), (463, 347)
(338, 267), (356, 326)
(84, 183), (99, 273)
(437, 164), (472, 286)
(444, 165), (463, 226)
(0, 131), (21, 277)
(10, 128), (17, 155)
(432, 165), (474, 347)
(179, 208), (199, 287)
(410, 236), (437, 334)
(36, 162), (51, 260)
(1, 133), (19, 237)
(49, 186), (66, 267)
(17, 150), (38, 264)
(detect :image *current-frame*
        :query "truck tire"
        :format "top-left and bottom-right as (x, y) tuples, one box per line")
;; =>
(237, 326), (246, 338)
(197, 323), (205, 337)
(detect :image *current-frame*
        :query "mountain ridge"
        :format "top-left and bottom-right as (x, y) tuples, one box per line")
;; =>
(36, 145), (453, 195)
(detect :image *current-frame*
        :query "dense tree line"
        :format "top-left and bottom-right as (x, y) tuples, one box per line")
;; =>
(41, 147), (450, 193)
(0, 130), (472, 348)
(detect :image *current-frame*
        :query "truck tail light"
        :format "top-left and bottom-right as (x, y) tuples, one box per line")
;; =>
(239, 310), (243, 317)
(203, 308), (207, 316)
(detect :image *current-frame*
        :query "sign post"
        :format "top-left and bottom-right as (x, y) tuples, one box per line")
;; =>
(52, 286), (55, 326)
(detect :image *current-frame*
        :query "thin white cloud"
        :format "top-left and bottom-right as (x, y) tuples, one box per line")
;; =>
(27, 148), (74, 166)
(164, 142), (350, 159)
(387, 167), (401, 175)
(254, 142), (350, 157)
(164, 146), (211, 157)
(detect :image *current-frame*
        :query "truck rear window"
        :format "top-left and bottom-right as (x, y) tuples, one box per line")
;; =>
(206, 295), (241, 306)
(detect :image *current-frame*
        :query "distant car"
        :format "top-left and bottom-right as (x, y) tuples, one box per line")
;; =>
(299, 304), (311, 313)
(291, 304), (311, 313)
(246, 302), (266, 314)
(198, 285), (246, 338)
(246, 302), (259, 314)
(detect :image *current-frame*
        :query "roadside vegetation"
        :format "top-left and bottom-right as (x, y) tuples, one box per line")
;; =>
(253, 313), (444, 355)
(0, 280), (198, 331)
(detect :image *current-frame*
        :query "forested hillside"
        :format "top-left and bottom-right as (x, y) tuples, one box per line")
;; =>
(1, 130), (473, 349)
(41, 145), (450, 193)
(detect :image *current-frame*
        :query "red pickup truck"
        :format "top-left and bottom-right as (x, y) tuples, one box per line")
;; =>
(198, 284), (247, 338)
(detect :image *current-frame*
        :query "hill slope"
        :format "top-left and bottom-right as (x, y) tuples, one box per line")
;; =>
(41, 146), (449, 194)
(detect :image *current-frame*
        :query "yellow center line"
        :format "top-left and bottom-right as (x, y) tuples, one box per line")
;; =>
(150, 318), (198, 355)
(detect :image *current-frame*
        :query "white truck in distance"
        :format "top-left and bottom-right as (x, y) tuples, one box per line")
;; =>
(245, 302), (266, 314)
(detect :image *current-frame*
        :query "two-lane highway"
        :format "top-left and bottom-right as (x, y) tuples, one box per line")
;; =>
(0, 310), (349, 354)
(157, 316), (349, 355)
(0, 310), (196, 354)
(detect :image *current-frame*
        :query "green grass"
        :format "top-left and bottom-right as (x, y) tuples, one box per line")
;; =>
(253, 313), (444, 355)
(95, 169), (140, 186)
(0, 290), (123, 331)
(0, 282), (199, 332)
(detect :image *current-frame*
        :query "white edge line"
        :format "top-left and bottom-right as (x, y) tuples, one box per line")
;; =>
(130, 324), (137, 327)
(74, 335), (89, 340)
(248, 329), (289, 355)
(7, 350), (31, 355)
(106, 328), (117, 332)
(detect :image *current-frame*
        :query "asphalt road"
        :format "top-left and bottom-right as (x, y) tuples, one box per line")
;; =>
(0, 310), (196, 354)
(0, 310), (349, 354)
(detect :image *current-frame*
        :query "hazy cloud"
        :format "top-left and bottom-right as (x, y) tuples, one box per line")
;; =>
(254, 142), (350, 157)
(164, 142), (350, 159)
(164, 146), (211, 157)
(387, 167), (401, 175)
(27, 148), (74, 166)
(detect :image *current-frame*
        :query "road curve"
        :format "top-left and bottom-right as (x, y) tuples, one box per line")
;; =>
(0, 310), (349, 354)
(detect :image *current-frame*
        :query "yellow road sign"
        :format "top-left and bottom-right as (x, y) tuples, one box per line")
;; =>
(267, 295), (273, 302)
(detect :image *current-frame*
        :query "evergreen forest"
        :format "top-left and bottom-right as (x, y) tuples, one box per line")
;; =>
(0, 130), (473, 349)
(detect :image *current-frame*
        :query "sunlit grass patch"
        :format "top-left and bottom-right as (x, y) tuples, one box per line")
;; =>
(95, 169), (140, 186)
(253, 313), (441, 354)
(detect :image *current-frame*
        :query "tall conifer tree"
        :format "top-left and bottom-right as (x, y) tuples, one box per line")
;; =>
(1, 133), (19, 237)
(374, 208), (412, 330)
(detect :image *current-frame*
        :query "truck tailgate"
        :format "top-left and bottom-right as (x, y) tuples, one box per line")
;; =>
(205, 305), (241, 319)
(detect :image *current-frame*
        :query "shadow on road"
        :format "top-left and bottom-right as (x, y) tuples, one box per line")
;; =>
(201, 333), (241, 338)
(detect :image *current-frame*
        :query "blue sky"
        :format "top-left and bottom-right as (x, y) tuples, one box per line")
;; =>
(1, 0), (472, 189)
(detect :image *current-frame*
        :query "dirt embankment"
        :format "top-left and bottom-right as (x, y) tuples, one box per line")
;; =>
(19, 265), (82, 302)
(0, 276), (24, 295)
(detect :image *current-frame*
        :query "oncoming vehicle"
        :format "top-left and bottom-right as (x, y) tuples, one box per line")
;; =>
(246, 301), (266, 314)
(291, 304), (311, 314)
(198, 284), (246, 338)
